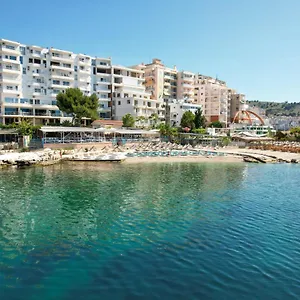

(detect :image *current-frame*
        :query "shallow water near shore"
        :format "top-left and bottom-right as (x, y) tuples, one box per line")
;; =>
(0, 162), (300, 299)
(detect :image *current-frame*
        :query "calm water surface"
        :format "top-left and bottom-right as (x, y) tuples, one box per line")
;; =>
(0, 162), (300, 299)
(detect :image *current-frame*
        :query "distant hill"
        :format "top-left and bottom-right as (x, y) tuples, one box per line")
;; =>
(248, 101), (300, 117)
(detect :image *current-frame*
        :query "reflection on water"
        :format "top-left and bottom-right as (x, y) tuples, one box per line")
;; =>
(0, 162), (300, 299)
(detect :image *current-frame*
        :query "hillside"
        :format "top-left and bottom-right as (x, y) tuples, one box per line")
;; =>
(248, 101), (300, 117)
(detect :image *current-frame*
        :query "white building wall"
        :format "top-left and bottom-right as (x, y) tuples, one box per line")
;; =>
(0, 38), (113, 125)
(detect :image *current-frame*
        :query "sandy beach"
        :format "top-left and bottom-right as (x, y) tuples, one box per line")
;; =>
(123, 155), (243, 164)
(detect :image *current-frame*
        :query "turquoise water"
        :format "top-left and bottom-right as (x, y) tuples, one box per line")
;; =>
(0, 162), (300, 299)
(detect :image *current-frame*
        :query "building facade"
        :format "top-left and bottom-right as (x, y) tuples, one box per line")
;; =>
(112, 64), (164, 124)
(166, 100), (202, 127)
(0, 39), (245, 127)
(0, 39), (113, 125)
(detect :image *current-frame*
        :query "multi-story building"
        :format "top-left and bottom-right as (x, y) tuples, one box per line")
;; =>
(144, 58), (177, 102)
(177, 71), (195, 102)
(0, 39), (246, 126)
(194, 74), (236, 125)
(230, 93), (245, 121)
(92, 57), (112, 119)
(0, 38), (113, 125)
(166, 100), (202, 127)
(112, 64), (164, 123)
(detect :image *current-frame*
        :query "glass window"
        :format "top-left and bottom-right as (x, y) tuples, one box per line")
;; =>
(53, 80), (60, 85)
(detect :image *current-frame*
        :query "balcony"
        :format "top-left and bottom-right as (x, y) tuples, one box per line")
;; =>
(2, 89), (20, 95)
(1, 58), (20, 65)
(51, 55), (73, 63)
(51, 73), (74, 81)
(0, 46), (20, 55)
(96, 88), (110, 93)
(78, 59), (90, 65)
(182, 83), (193, 88)
(0, 67), (20, 74)
(51, 65), (73, 71)
(0, 77), (21, 84)
(182, 76), (194, 82)
(78, 68), (91, 74)
(50, 83), (66, 89)
(4, 111), (19, 115)
(96, 80), (111, 85)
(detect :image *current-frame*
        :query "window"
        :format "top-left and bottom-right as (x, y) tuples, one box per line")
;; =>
(91, 59), (96, 66)
(36, 78), (44, 83)
(53, 80), (60, 85)
(34, 88), (41, 93)
(127, 100), (130, 104)
(7, 55), (16, 60)
(23, 67), (26, 74)
(34, 59), (41, 64)
(20, 56), (23, 64)
(6, 86), (13, 90)
(6, 45), (15, 50)
(52, 52), (60, 57)
(20, 47), (25, 55)
(74, 66), (78, 72)
(63, 63), (71, 68)
(100, 62), (107, 66)
(29, 58), (33, 63)
(35, 99), (40, 105)
(100, 94), (107, 99)
(63, 81), (70, 86)
(118, 101), (121, 105)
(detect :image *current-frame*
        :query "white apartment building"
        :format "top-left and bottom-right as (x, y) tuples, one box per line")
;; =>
(167, 100), (202, 127)
(92, 57), (112, 119)
(0, 38), (113, 125)
(112, 65), (164, 123)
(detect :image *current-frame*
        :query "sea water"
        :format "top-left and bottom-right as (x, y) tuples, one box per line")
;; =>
(0, 162), (299, 299)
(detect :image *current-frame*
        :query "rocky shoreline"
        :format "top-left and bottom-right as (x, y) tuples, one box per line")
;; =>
(0, 146), (299, 169)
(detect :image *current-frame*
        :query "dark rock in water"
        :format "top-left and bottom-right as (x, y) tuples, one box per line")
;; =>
(291, 159), (298, 164)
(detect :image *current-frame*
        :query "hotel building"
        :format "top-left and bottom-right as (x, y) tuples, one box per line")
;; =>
(0, 39), (113, 125)
(112, 64), (165, 123)
(0, 39), (245, 127)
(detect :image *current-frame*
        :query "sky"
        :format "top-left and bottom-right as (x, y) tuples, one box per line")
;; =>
(1, 0), (300, 102)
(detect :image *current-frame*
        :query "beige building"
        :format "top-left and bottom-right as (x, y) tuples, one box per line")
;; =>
(143, 59), (177, 102)
(112, 64), (164, 123)
(177, 71), (195, 102)
(194, 74), (240, 125)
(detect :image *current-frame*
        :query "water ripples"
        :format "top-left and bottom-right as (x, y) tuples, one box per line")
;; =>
(0, 163), (300, 299)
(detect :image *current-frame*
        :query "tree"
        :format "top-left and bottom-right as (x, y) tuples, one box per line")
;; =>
(56, 88), (98, 126)
(180, 111), (195, 129)
(192, 128), (206, 134)
(16, 119), (40, 137)
(122, 114), (135, 127)
(208, 121), (223, 128)
(194, 108), (206, 129)
(149, 113), (159, 128)
(61, 120), (73, 127)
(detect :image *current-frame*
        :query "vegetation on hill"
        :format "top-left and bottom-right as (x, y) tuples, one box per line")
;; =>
(248, 101), (300, 117)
